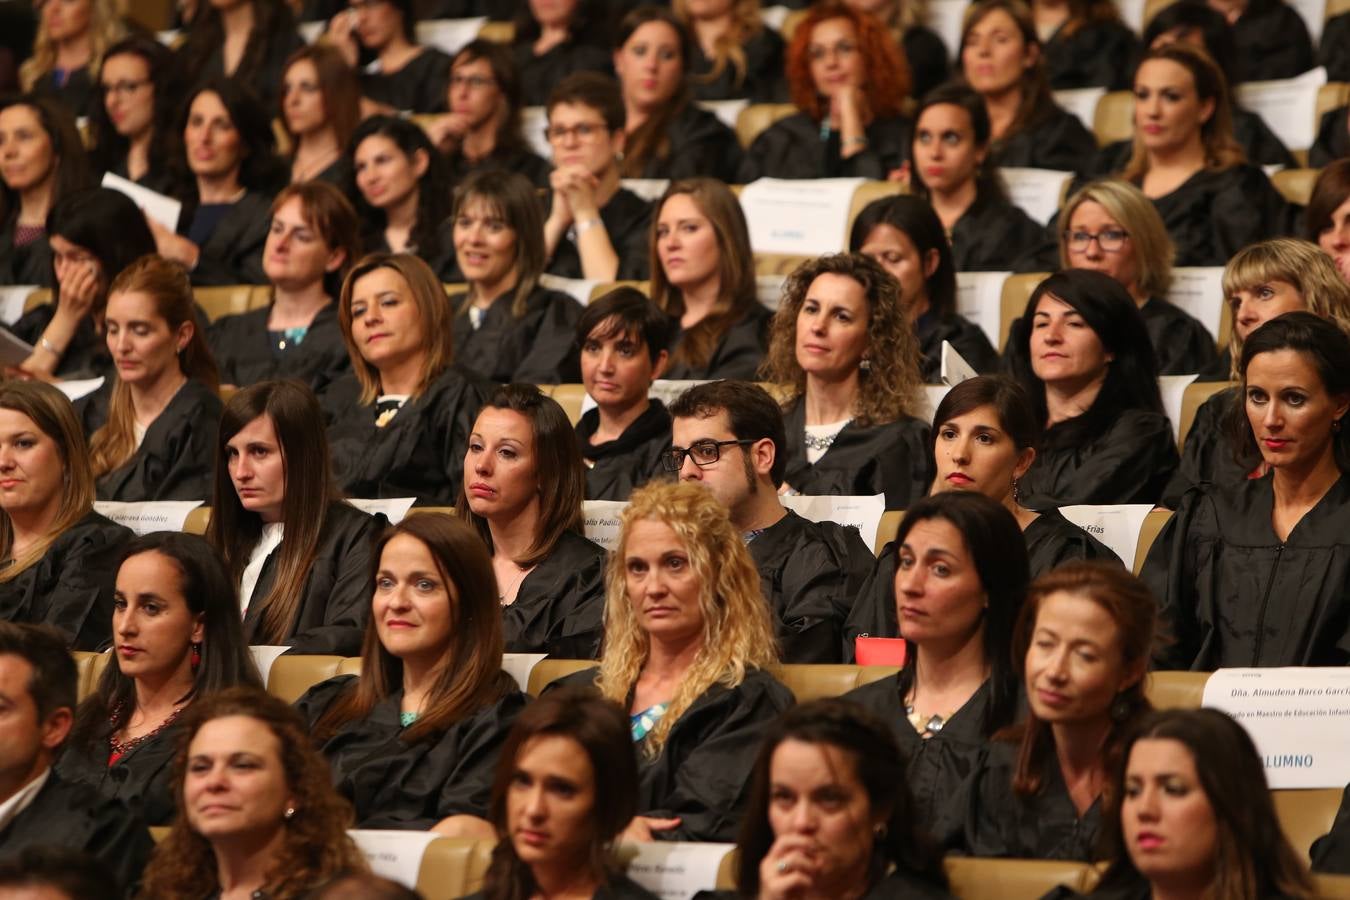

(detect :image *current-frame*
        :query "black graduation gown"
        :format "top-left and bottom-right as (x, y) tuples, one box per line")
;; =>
(32, 65), (97, 118)
(452, 286), (582, 384)
(1230, 0), (1314, 84)
(916, 310), (999, 382)
(514, 40), (613, 107)
(296, 672), (527, 829)
(0, 770), (155, 897)
(633, 103), (744, 185)
(694, 870), (954, 900)
(1312, 783), (1350, 874)
(660, 302), (773, 381)
(323, 365), (488, 506)
(1141, 473), (1350, 670)
(95, 379), (224, 502)
(780, 399), (933, 509)
(749, 510), (875, 664)
(207, 302), (352, 395)
(688, 28), (787, 103)
(1321, 13), (1350, 83)
(55, 718), (184, 826)
(741, 111), (912, 181)
(1140, 296), (1217, 376)
(180, 190), (272, 287)
(547, 188), (653, 282)
(1195, 347), (1232, 383)
(467, 874), (661, 900)
(1016, 408), (1178, 508)
(0, 214), (53, 286)
(241, 502), (380, 656)
(990, 106), (1097, 175)
(1043, 19), (1139, 91)
(587, 666), (794, 844)
(0, 510), (132, 651)
(961, 740), (1103, 860)
(5, 301), (110, 380)
(1024, 508), (1122, 572)
(1091, 106), (1297, 173)
(844, 674), (996, 849)
(502, 530), (608, 659)
(577, 400), (670, 501)
(949, 194), (1046, 272)
(1140, 165), (1288, 268)
(361, 47), (452, 114)
(103, 154), (180, 198)
(447, 142), (552, 190)
(905, 25), (950, 103)
(187, 28), (305, 112)
(1311, 105), (1350, 168)
(1159, 386), (1249, 510)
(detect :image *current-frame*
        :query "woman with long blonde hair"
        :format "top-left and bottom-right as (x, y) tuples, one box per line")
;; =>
(19, 0), (125, 118)
(673, 0), (786, 102)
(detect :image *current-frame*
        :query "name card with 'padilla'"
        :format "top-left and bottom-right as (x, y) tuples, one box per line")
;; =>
(583, 500), (628, 551)
(1202, 667), (1350, 788)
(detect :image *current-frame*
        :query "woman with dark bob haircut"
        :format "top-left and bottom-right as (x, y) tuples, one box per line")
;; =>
(695, 700), (951, 900)
(843, 491), (1029, 847)
(1142, 312), (1350, 670)
(1004, 268), (1177, 507)
(466, 686), (658, 900)
(1306, 159), (1350, 286)
(1053, 709), (1317, 900)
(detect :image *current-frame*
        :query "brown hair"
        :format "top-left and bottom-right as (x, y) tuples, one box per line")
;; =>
(616, 7), (691, 178)
(1305, 159), (1350, 242)
(959, 0), (1058, 144)
(672, 0), (766, 94)
(784, 3), (911, 122)
(269, 180), (362, 299)
(281, 43), (361, 153)
(452, 170), (547, 321)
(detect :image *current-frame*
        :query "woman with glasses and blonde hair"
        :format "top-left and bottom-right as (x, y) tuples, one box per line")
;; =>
(19, 0), (124, 118)
(1060, 179), (1216, 377)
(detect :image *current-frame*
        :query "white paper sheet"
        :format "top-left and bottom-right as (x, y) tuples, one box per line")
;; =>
(0, 286), (38, 324)
(1158, 374), (1199, 442)
(349, 829), (442, 888)
(502, 653), (548, 692)
(698, 98), (750, 130)
(102, 171), (183, 232)
(781, 494), (885, 551)
(347, 497), (417, 523)
(583, 499), (629, 551)
(940, 340), (977, 387)
(521, 106), (551, 160)
(620, 178), (671, 203)
(954, 270), (1011, 347)
(622, 841), (735, 900)
(93, 500), (204, 535)
(1289, 0), (1327, 42)
(1052, 86), (1108, 132)
(55, 376), (106, 401)
(756, 274), (787, 311)
(250, 645), (293, 686)
(739, 177), (865, 255)
(925, 0), (965, 59)
(760, 5), (791, 31)
(1058, 504), (1154, 571)
(1202, 667), (1350, 788)
(998, 167), (1072, 225)
(1235, 66), (1327, 151)
(298, 20), (326, 43)
(915, 384), (953, 423)
(1116, 0), (1147, 33)
(415, 17), (487, 54)
(1166, 267), (1226, 344)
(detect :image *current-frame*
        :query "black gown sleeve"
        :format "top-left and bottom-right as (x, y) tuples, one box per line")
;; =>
(0, 215), (54, 287)
(5, 303), (110, 381)
(1043, 19), (1139, 91)
(689, 28), (788, 103)
(1231, 107), (1297, 169)
(187, 192), (271, 287)
(208, 304), (352, 396)
(990, 107), (1097, 174)
(94, 381), (225, 502)
(741, 113), (911, 181)
(949, 198), (1048, 272)
(1023, 509), (1122, 576)
(841, 541), (899, 660)
(1150, 166), (1289, 268)
(1320, 13), (1350, 83)
(1312, 784), (1350, 874)
(501, 532), (608, 659)
(641, 104), (745, 185)
(1140, 297), (1217, 376)
(1310, 106), (1350, 169)
(781, 401), (934, 509)
(452, 288), (583, 384)
(916, 313), (1000, 382)
(661, 303), (772, 381)
(1017, 409), (1178, 508)
(55, 720), (184, 826)
(514, 40), (613, 106)
(546, 189), (653, 282)
(361, 47), (453, 114)
(1159, 387), (1247, 509)
(903, 25), (949, 101)
(1230, 0), (1314, 83)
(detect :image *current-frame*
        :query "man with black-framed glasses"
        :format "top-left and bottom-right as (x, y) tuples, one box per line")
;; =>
(667, 381), (873, 663)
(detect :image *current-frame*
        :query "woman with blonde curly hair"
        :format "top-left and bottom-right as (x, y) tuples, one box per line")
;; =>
(674, 0), (786, 102)
(139, 687), (367, 899)
(555, 479), (793, 844)
(20, 0), (124, 118)
(761, 252), (931, 509)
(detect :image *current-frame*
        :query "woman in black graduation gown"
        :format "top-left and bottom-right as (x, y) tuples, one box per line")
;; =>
(612, 7), (744, 185)
(208, 182), (359, 395)
(962, 562), (1154, 860)
(151, 79), (286, 288)
(1035, 0), (1138, 90)
(87, 35), (180, 194)
(1161, 239), (1350, 508)
(457, 385), (607, 658)
(208, 381), (380, 657)
(326, 0), (450, 114)
(696, 701), (953, 900)
(542, 73), (653, 283)
(279, 43), (359, 188)
(1060, 179), (1216, 376)
(325, 252), (488, 505)
(466, 688), (660, 900)
(1143, 313), (1350, 670)
(1314, 786), (1350, 874)
(0, 383), (131, 651)
(675, 0), (786, 102)
(759, 252), (931, 508)
(908, 84), (1045, 273)
(1005, 269), (1178, 507)
(58, 532), (263, 826)
(575, 288), (674, 502)
(649, 178), (772, 380)
(299, 513), (528, 833)
(851, 194), (999, 379)
(1224, 0), (1314, 84)
(18, 0), (123, 119)
(842, 492), (1028, 848)
(174, 0), (302, 112)
(0, 95), (92, 287)
(742, 2), (912, 181)
(959, 0), (1096, 174)
(511, 0), (612, 107)
(89, 255), (223, 502)
(452, 170), (583, 385)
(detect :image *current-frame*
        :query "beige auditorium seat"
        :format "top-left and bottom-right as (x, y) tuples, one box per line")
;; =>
(476, 20), (514, 43)
(415, 837), (496, 900)
(266, 654), (346, 703)
(194, 285), (270, 323)
(405, 507), (458, 519)
(1132, 508), (1172, 575)
(1144, 670), (1207, 710)
(735, 103), (798, 150)
(1092, 90), (1134, 147)
(846, 181), (906, 235)
(23, 287), (52, 313)
(770, 664), (904, 701)
(1317, 873), (1350, 899)
(754, 253), (813, 276)
(526, 658), (599, 696)
(944, 857), (1097, 900)
(589, 280), (650, 302)
(999, 272), (1048, 351)
(875, 509), (903, 554)
(1178, 381), (1235, 450)
(1273, 168), (1323, 207)
(183, 507), (212, 535)
(1274, 788), (1344, 861)
(548, 384), (588, 426)
(71, 650), (112, 701)
(337, 657), (363, 677)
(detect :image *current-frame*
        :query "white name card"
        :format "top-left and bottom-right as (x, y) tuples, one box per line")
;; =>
(940, 340), (977, 387)
(955, 270), (1011, 347)
(739, 177), (865, 255)
(1202, 667), (1350, 788)
(538, 273), (600, 306)
(1235, 66), (1327, 152)
(998, 167), (1073, 226)
(348, 497), (417, 524)
(349, 829), (442, 888)
(1058, 504), (1154, 571)
(621, 841), (735, 900)
(915, 384), (953, 423)
(1158, 374), (1198, 442)
(0, 286), (38, 324)
(756, 274), (787, 311)
(781, 493), (885, 551)
(583, 499), (629, 551)
(415, 17), (487, 54)
(1166, 267), (1226, 345)
(102, 171), (183, 232)
(649, 379), (711, 410)
(94, 500), (204, 535)
(55, 376), (106, 402)
(620, 178), (671, 203)
(1052, 87), (1108, 132)
(699, 98), (750, 130)
(925, 0), (965, 58)
(521, 106), (551, 160)
(502, 653), (548, 693)
(249, 645), (292, 685)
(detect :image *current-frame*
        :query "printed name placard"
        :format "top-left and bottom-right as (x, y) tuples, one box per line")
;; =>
(0, 286), (38, 324)
(1052, 87), (1107, 132)
(502, 653), (548, 693)
(297, 20), (326, 43)
(583, 500), (629, 551)
(1116, 0), (1146, 33)
(621, 841), (735, 899)
(1057, 504), (1154, 571)
(955, 270), (1011, 347)
(998, 167), (1073, 226)
(915, 384), (953, 424)
(739, 178), (865, 255)
(93, 500), (204, 535)
(348, 497), (417, 524)
(649, 379), (711, 409)
(1235, 67), (1327, 152)
(1167, 267), (1226, 344)
(781, 494), (885, 551)
(1158, 374), (1199, 442)
(1202, 667), (1350, 787)
(249, 645), (293, 685)
(941, 340), (977, 387)
(415, 17), (487, 54)
(55, 376), (105, 402)
(348, 829), (442, 888)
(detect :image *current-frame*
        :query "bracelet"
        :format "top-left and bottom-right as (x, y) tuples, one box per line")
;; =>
(575, 217), (603, 235)
(844, 136), (869, 148)
(39, 336), (60, 355)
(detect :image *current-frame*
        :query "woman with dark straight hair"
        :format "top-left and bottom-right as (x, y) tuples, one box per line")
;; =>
(348, 115), (454, 269)
(457, 384), (607, 658)
(58, 532), (263, 825)
(280, 43), (360, 187)
(89, 34), (179, 193)
(207, 380), (380, 656)
(299, 514), (527, 833)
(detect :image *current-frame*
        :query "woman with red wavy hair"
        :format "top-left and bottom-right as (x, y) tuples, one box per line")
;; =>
(741, 2), (911, 180)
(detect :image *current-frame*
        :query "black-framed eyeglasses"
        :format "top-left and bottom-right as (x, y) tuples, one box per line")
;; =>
(660, 439), (754, 472)
(1063, 228), (1129, 252)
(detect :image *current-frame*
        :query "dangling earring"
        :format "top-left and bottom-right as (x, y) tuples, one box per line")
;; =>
(1011, 479), (1022, 503)
(859, 357), (871, 372)
(190, 641), (201, 673)
(284, 807), (296, 820)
